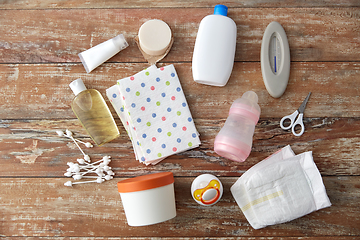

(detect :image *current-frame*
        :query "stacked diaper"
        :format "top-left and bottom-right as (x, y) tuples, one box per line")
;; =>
(106, 64), (200, 165)
(230, 145), (331, 229)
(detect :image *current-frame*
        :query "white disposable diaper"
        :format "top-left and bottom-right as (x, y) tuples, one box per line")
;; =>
(230, 145), (331, 229)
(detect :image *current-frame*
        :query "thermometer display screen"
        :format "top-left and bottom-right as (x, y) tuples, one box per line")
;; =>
(269, 34), (281, 75)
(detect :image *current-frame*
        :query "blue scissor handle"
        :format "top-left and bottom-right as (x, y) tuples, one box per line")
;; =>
(280, 110), (298, 130)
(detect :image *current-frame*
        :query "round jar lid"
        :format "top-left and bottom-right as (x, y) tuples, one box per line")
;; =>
(138, 19), (172, 56)
(118, 172), (174, 193)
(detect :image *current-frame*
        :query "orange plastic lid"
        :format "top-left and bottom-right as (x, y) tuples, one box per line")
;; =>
(117, 172), (174, 193)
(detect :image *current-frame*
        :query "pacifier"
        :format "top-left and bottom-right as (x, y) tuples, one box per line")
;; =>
(191, 174), (223, 206)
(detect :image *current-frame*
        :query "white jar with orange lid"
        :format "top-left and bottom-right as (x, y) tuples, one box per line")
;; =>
(117, 172), (176, 226)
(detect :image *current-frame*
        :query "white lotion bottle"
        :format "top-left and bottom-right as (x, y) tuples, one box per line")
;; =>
(192, 5), (237, 87)
(79, 34), (129, 73)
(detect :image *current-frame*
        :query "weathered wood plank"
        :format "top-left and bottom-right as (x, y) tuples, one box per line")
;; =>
(1, 2), (359, 239)
(0, 118), (358, 177)
(0, 0), (359, 9)
(1, 8), (359, 63)
(0, 177), (358, 237)
(0, 62), (359, 120)
(3, 238), (358, 240)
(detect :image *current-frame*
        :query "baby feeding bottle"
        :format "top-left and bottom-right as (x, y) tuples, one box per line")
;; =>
(192, 4), (237, 87)
(214, 91), (261, 162)
(69, 78), (120, 146)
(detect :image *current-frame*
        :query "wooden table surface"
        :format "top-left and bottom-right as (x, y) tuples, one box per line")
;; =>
(1, 0), (359, 239)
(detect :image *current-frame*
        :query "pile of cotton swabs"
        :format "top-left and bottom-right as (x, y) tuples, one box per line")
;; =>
(56, 129), (115, 187)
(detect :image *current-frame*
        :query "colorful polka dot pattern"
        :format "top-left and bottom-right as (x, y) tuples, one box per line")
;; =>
(106, 65), (200, 164)
(106, 85), (143, 161)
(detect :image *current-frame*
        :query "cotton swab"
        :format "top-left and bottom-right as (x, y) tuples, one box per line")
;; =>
(58, 129), (115, 187)
(64, 178), (105, 187)
(66, 130), (91, 162)
(72, 175), (114, 181)
(76, 140), (93, 148)
(56, 130), (93, 148)
(65, 157), (113, 177)
(77, 156), (111, 166)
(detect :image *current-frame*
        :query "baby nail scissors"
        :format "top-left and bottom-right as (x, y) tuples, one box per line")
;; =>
(280, 92), (311, 136)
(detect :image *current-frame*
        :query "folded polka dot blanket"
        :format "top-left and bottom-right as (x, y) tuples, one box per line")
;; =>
(106, 64), (201, 165)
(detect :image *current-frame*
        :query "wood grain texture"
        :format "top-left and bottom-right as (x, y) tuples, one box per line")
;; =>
(0, 1), (359, 238)
(0, 177), (359, 237)
(0, 118), (359, 177)
(0, 0), (360, 9)
(0, 62), (359, 119)
(1, 8), (359, 63)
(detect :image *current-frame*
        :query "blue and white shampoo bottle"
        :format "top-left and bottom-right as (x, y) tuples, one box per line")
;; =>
(192, 5), (237, 87)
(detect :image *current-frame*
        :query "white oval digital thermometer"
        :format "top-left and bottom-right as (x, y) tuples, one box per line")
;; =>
(261, 22), (290, 98)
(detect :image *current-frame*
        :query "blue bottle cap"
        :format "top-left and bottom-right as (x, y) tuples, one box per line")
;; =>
(214, 4), (228, 16)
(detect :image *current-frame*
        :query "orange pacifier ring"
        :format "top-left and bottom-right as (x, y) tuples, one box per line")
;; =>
(191, 174), (223, 206)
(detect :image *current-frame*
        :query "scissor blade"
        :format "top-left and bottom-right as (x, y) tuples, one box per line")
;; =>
(298, 92), (311, 113)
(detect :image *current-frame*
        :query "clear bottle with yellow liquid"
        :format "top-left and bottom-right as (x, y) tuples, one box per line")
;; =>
(69, 78), (119, 146)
